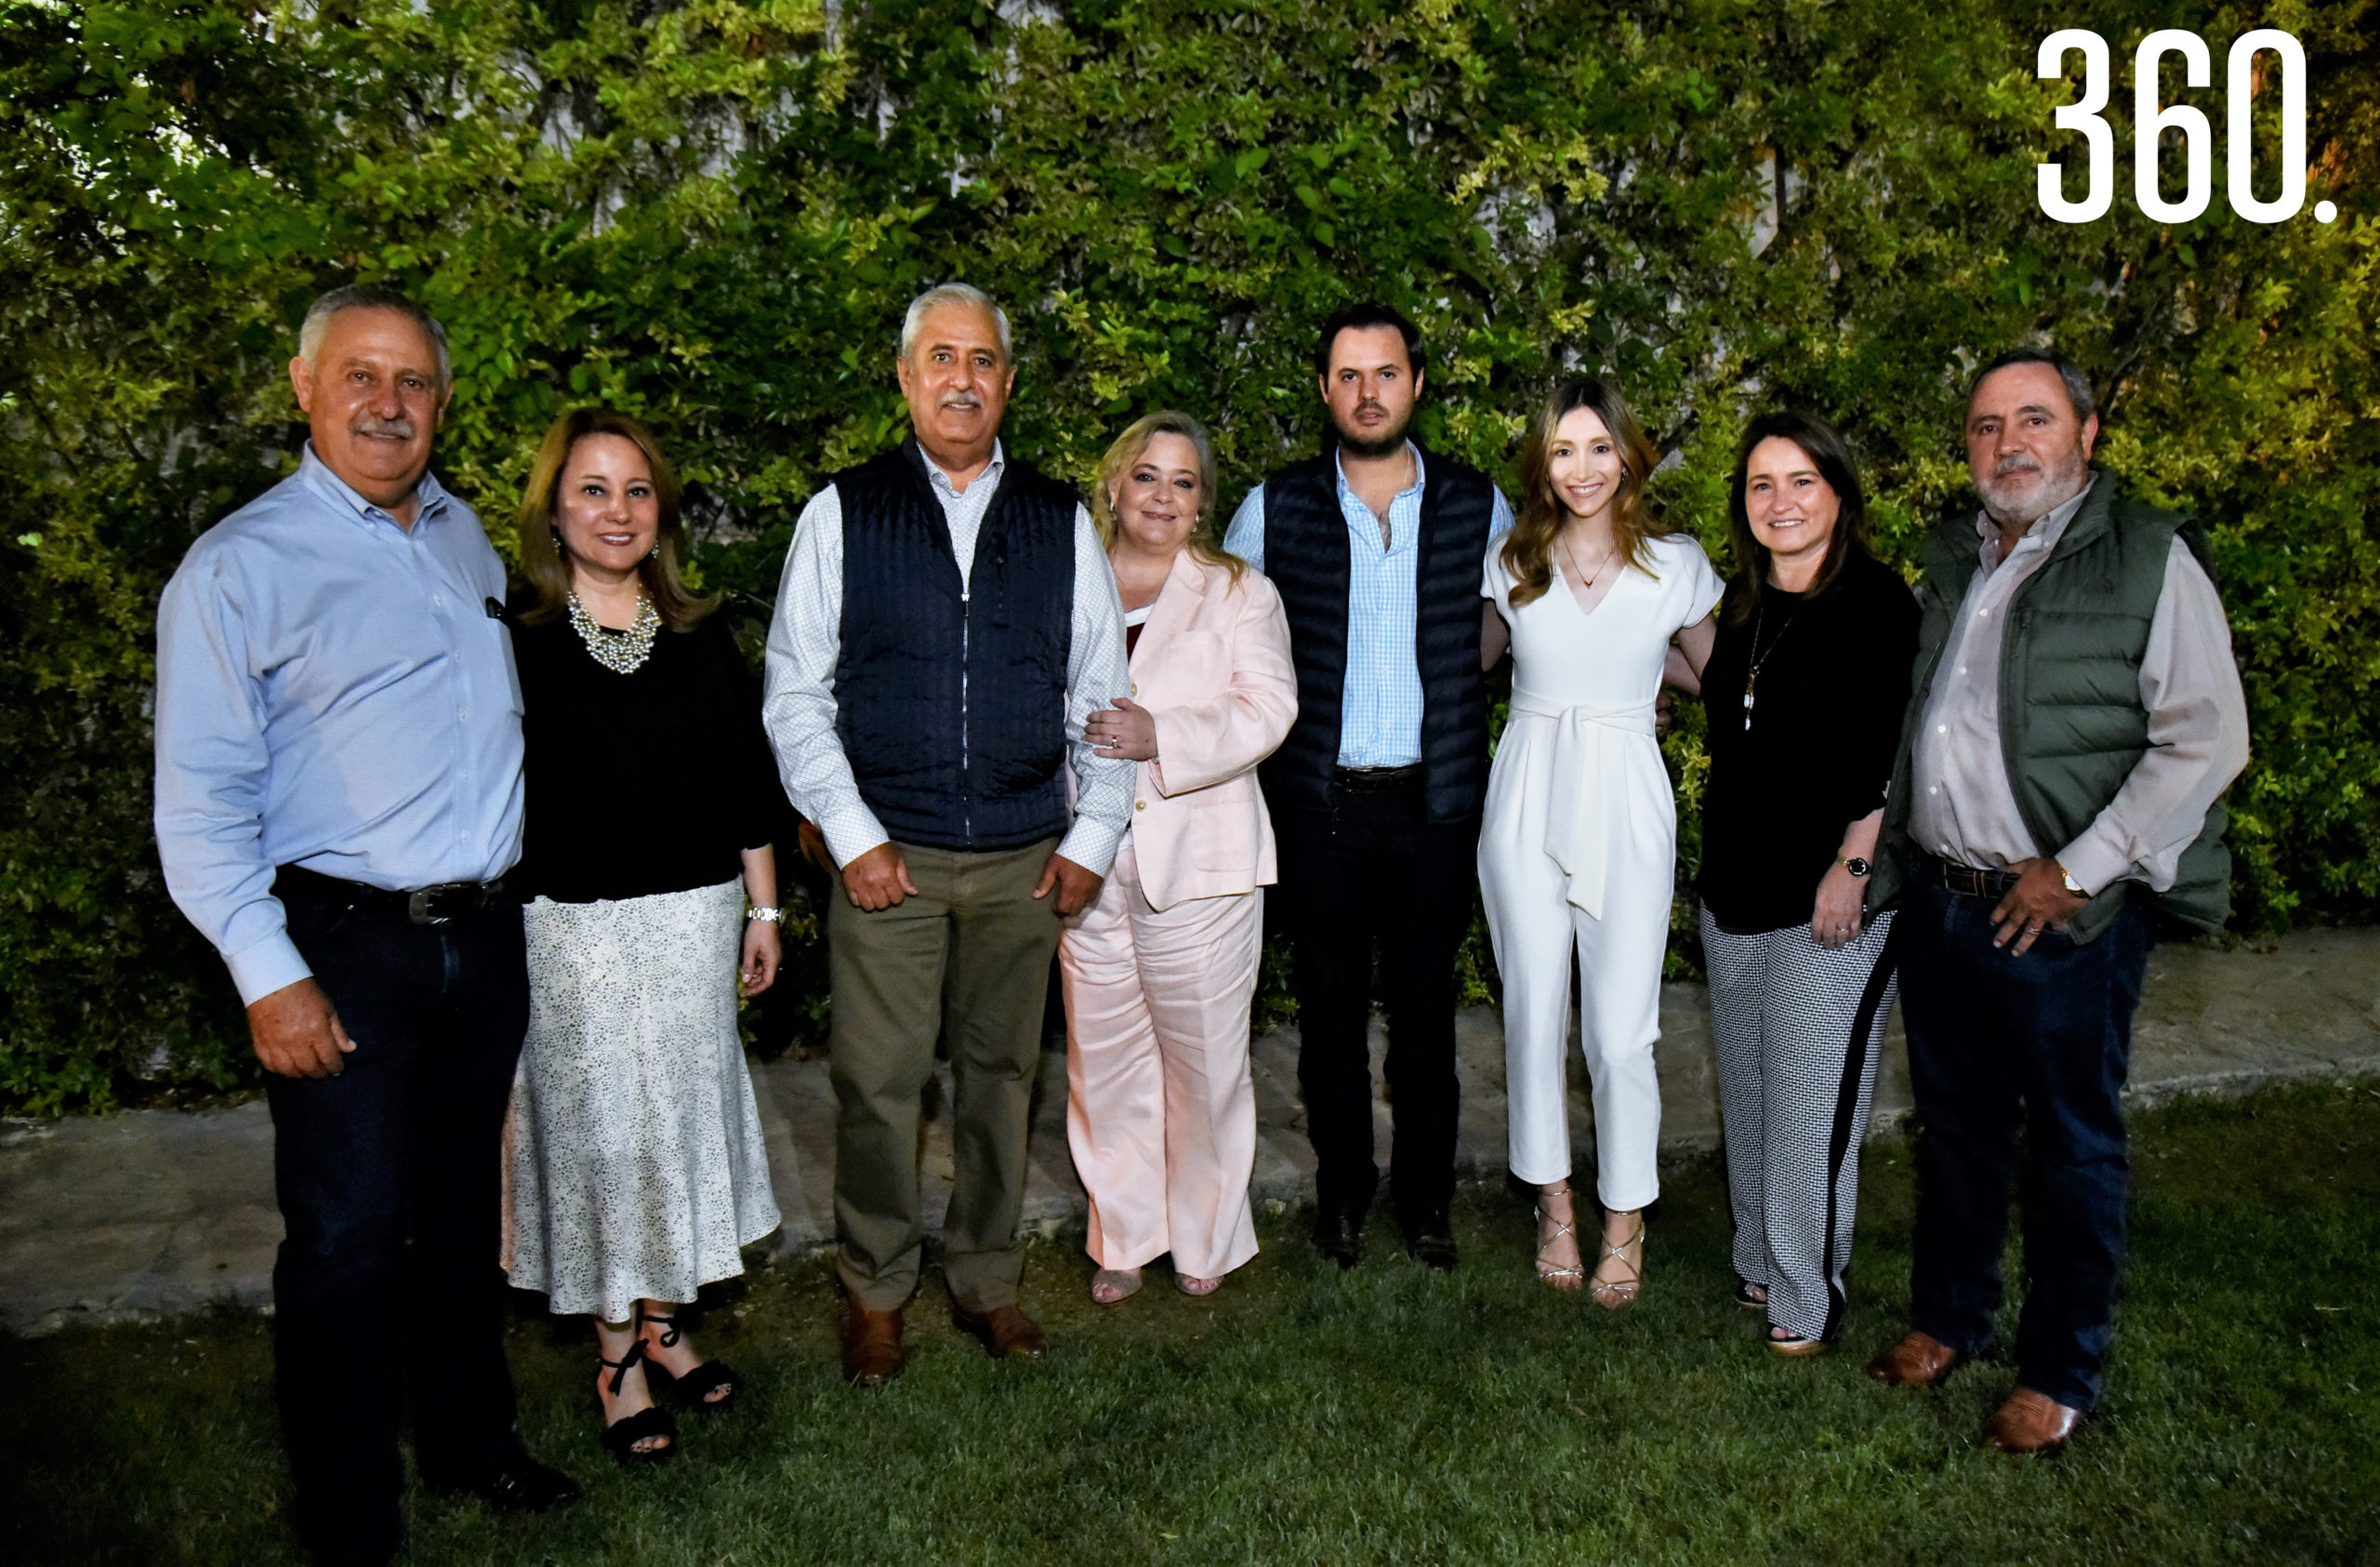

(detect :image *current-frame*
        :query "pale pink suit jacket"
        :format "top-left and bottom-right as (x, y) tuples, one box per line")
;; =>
(1126, 549), (1297, 906)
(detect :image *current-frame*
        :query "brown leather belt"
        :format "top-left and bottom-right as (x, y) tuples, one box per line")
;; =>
(1926, 854), (2022, 900)
(274, 864), (511, 926)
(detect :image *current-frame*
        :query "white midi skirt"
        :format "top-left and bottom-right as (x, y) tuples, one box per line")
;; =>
(502, 877), (781, 1321)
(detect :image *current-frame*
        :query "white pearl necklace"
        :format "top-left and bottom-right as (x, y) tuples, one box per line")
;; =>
(566, 591), (660, 674)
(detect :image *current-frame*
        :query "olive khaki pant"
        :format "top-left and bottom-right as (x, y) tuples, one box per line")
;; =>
(826, 837), (1063, 1312)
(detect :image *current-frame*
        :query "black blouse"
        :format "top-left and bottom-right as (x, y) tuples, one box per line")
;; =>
(509, 610), (784, 906)
(1697, 551), (1921, 934)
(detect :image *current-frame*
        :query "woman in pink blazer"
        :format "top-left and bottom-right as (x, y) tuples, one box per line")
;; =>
(1066, 411), (1297, 1301)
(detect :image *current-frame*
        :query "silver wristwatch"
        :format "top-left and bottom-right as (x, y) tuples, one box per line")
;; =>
(747, 906), (787, 925)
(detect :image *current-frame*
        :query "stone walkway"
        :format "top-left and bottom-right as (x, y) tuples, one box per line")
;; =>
(3, 926), (2373, 1335)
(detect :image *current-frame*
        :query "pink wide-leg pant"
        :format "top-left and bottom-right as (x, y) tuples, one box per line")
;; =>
(1059, 842), (1263, 1281)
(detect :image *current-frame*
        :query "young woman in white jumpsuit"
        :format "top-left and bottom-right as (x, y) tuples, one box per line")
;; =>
(1479, 379), (1721, 1307)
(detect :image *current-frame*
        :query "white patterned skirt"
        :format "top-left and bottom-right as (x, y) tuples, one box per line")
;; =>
(502, 877), (781, 1321)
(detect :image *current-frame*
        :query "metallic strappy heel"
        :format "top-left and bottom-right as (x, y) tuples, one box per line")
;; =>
(1590, 1210), (1645, 1310)
(1534, 1186), (1585, 1291)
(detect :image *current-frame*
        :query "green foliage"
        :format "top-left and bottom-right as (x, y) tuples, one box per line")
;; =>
(3, 0), (2373, 1110)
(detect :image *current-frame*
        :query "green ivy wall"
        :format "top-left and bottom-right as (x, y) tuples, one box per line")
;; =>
(3, 0), (2373, 1110)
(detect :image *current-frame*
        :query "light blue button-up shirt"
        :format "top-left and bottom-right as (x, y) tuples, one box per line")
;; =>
(153, 445), (525, 1004)
(1223, 444), (1513, 766)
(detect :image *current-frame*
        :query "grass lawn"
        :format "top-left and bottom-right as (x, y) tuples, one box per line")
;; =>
(7, 1080), (2379, 1565)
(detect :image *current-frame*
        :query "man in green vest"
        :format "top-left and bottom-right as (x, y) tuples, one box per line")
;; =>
(1860, 349), (2248, 1454)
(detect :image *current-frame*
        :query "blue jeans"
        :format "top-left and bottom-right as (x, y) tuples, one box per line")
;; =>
(268, 887), (530, 1560)
(1898, 864), (2150, 1412)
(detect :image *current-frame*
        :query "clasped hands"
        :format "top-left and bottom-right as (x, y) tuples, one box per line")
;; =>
(841, 842), (1104, 918)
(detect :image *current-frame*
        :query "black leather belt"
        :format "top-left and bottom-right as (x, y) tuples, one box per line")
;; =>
(1924, 854), (2022, 900)
(1332, 764), (1426, 794)
(273, 864), (510, 925)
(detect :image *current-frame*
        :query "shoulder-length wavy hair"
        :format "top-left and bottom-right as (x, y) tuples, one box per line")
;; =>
(514, 407), (716, 630)
(1090, 410), (1245, 583)
(1501, 378), (1669, 610)
(1724, 409), (1871, 625)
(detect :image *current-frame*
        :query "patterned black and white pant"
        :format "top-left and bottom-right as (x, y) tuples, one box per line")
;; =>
(1700, 907), (1899, 1344)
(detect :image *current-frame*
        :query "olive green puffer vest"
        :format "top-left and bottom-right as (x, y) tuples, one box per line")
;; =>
(1870, 469), (2231, 944)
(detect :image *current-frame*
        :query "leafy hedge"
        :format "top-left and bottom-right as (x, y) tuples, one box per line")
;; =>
(4, 0), (2373, 1112)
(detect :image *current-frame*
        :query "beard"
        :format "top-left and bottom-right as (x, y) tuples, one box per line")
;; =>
(1333, 400), (1412, 458)
(1977, 440), (2090, 527)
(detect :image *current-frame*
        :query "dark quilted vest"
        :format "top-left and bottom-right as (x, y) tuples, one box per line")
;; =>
(1257, 443), (1496, 824)
(1872, 468), (2231, 942)
(832, 442), (1077, 852)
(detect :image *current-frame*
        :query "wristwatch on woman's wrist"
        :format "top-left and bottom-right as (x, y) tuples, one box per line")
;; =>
(1836, 856), (1870, 878)
(747, 906), (786, 924)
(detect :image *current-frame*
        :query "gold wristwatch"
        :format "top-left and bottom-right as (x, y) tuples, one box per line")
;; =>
(2055, 863), (2085, 896)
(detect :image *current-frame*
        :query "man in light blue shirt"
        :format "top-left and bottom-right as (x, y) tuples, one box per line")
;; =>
(154, 285), (575, 1565)
(1226, 301), (1513, 1274)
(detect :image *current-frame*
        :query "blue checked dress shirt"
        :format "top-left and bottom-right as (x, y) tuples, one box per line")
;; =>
(153, 445), (526, 1004)
(1223, 443), (1514, 766)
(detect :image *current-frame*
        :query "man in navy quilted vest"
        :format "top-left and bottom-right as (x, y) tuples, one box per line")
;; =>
(1223, 302), (1514, 1272)
(1861, 348), (2249, 1453)
(763, 283), (1134, 1382)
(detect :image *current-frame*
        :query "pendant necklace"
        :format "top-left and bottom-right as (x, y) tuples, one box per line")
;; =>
(1559, 532), (1615, 600)
(567, 590), (660, 674)
(1741, 596), (1800, 733)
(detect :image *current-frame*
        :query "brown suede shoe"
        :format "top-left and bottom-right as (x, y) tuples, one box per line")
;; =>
(1982, 1388), (2083, 1454)
(1865, 1328), (1964, 1388)
(951, 1302), (1047, 1360)
(840, 1300), (905, 1387)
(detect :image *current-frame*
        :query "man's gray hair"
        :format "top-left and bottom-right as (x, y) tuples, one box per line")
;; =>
(899, 282), (1012, 363)
(299, 284), (453, 385)
(1969, 347), (2096, 425)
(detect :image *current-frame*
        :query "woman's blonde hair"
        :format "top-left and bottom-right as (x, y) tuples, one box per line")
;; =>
(1500, 378), (1672, 610)
(514, 407), (717, 630)
(1090, 411), (1245, 582)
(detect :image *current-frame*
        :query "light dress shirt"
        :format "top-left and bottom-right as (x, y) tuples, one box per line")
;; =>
(1910, 474), (2250, 896)
(1223, 443), (1514, 766)
(761, 441), (1136, 875)
(153, 445), (526, 1005)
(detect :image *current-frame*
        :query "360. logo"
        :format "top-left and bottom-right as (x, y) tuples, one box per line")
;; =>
(2037, 28), (2336, 226)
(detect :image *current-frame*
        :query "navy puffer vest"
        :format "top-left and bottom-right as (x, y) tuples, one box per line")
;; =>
(832, 442), (1077, 852)
(1258, 443), (1496, 824)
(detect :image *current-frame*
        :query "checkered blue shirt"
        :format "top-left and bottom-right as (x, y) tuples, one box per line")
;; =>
(1224, 444), (1514, 767)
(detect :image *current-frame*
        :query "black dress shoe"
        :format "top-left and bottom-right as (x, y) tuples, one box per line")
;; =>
(1314, 1205), (1364, 1269)
(430, 1452), (584, 1514)
(1406, 1210), (1458, 1271)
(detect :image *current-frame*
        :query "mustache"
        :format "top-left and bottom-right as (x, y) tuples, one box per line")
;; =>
(351, 415), (416, 440)
(938, 390), (984, 411)
(1990, 455), (2044, 479)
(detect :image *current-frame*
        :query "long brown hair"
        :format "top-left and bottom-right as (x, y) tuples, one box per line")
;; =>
(1501, 378), (1670, 609)
(514, 407), (716, 630)
(1090, 410), (1245, 583)
(1724, 409), (1871, 625)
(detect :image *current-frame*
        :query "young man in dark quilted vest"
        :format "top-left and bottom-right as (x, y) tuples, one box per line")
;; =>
(763, 284), (1134, 1382)
(1862, 349), (2248, 1453)
(1223, 302), (1513, 1271)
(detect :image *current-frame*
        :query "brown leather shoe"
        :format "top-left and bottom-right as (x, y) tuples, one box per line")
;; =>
(1982, 1388), (2083, 1454)
(951, 1301), (1047, 1360)
(840, 1300), (905, 1387)
(1865, 1328), (1964, 1388)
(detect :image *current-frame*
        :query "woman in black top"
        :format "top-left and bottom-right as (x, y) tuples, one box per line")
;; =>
(1693, 410), (1920, 1355)
(500, 408), (785, 1464)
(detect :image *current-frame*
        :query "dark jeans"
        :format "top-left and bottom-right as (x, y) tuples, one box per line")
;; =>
(268, 888), (530, 1560)
(1275, 788), (1481, 1227)
(1898, 864), (2150, 1411)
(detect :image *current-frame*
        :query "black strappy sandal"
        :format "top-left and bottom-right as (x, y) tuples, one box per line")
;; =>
(639, 1309), (741, 1415)
(596, 1337), (678, 1466)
